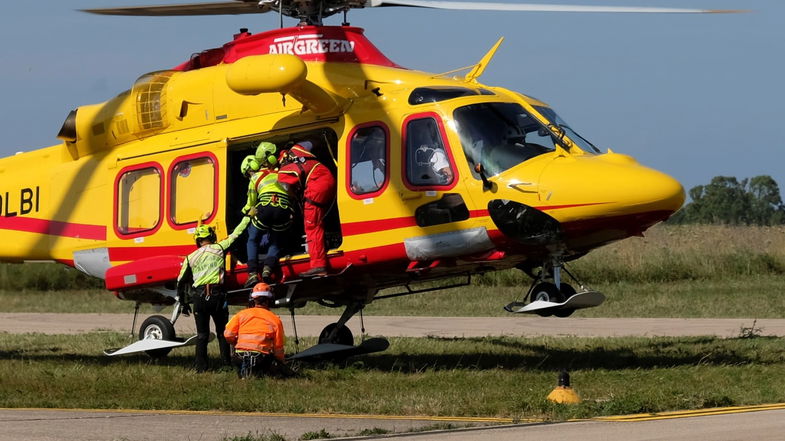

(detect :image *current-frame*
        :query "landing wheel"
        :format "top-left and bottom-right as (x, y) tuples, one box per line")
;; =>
(554, 283), (577, 318)
(318, 323), (354, 346)
(529, 282), (565, 317)
(138, 315), (176, 359)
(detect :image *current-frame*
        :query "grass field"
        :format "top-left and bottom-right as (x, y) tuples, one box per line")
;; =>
(2, 331), (785, 420)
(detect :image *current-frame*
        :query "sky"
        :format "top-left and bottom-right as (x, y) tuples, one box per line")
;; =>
(0, 0), (781, 193)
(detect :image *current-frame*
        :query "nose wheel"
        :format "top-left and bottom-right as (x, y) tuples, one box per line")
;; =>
(528, 282), (577, 317)
(505, 257), (603, 316)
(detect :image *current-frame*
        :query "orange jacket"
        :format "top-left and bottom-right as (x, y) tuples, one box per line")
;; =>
(224, 306), (285, 361)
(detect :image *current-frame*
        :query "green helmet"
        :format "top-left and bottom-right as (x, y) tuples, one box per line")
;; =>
(240, 155), (261, 176)
(193, 225), (216, 244)
(255, 141), (278, 167)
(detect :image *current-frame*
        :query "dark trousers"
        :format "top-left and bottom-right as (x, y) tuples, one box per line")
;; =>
(246, 223), (269, 274)
(232, 351), (275, 378)
(255, 204), (295, 268)
(232, 351), (295, 379)
(192, 287), (230, 371)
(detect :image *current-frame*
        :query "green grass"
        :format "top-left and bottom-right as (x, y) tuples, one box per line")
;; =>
(3, 332), (785, 420)
(0, 262), (103, 291)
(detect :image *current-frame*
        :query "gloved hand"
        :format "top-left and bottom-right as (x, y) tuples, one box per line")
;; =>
(180, 302), (192, 317)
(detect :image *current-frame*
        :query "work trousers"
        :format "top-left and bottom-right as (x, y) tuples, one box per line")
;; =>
(245, 224), (269, 274)
(192, 287), (230, 371)
(232, 351), (275, 379)
(255, 204), (295, 268)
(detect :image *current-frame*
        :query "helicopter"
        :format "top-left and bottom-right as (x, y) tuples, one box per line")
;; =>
(0, 0), (731, 358)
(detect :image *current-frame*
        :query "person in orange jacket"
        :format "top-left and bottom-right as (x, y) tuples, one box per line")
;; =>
(224, 282), (286, 378)
(277, 140), (336, 277)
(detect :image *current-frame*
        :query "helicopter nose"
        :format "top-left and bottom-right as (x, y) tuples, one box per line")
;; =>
(638, 167), (685, 214)
(606, 153), (685, 215)
(487, 152), (684, 249)
(539, 152), (685, 229)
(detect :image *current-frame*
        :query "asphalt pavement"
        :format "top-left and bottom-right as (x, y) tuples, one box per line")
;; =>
(4, 406), (785, 441)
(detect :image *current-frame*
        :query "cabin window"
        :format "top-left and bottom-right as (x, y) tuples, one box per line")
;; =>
(404, 115), (456, 189)
(115, 164), (162, 237)
(169, 154), (217, 227)
(348, 124), (388, 198)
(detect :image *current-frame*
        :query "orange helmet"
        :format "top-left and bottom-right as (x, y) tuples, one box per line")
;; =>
(250, 282), (273, 298)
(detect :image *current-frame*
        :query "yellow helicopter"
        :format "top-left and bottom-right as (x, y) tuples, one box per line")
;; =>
(1, 0), (732, 357)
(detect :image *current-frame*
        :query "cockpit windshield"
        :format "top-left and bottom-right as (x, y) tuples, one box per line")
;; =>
(453, 102), (599, 178)
(534, 106), (601, 155)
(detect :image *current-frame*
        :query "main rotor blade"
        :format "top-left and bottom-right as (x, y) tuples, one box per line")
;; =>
(83, 1), (266, 16)
(83, 0), (745, 18)
(369, 0), (743, 14)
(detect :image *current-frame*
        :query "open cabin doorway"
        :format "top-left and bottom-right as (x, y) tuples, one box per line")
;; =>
(226, 128), (342, 266)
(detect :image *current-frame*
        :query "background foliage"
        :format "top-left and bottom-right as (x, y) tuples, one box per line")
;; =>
(670, 175), (785, 225)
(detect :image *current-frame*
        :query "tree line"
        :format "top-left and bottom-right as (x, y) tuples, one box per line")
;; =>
(668, 175), (785, 225)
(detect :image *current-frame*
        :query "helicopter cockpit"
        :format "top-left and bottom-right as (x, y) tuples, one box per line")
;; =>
(453, 101), (600, 179)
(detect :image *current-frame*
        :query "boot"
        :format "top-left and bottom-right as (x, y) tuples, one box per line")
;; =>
(261, 266), (273, 283)
(299, 267), (327, 278)
(244, 272), (259, 288)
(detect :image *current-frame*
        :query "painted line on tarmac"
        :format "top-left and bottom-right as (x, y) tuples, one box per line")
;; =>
(594, 403), (785, 422)
(11, 403), (782, 425)
(0, 407), (525, 424)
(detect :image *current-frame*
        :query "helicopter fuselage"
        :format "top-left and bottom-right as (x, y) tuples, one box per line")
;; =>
(0, 24), (684, 306)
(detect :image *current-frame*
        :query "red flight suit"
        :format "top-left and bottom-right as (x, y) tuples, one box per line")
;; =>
(278, 144), (336, 269)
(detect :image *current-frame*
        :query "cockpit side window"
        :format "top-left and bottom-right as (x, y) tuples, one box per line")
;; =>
(403, 114), (457, 190)
(454, 102), (557, 178)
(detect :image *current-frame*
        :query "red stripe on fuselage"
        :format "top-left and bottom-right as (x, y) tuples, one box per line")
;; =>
(0, 216), (106, 240)
(341, 209), (491, 237)
(341, 217), (417, 236)
(339, 202), (606, 237)
(108, 245), (196, 262)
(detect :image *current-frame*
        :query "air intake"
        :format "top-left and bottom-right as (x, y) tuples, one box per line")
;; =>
(133, 71), (175, 132)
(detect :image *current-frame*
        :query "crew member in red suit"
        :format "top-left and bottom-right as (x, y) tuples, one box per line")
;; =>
(278, 140), (336, 277)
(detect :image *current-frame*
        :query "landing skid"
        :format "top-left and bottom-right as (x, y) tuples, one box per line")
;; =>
(288, 337), (390, 362)
(505, 291), (605, 314)
(104, 333), (214, 356)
